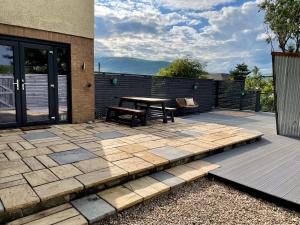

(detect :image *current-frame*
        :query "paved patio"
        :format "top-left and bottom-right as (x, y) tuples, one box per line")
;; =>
(0, 114), (263, 223)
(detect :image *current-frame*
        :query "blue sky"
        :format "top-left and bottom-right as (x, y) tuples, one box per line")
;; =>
(94, 0), (273, 74)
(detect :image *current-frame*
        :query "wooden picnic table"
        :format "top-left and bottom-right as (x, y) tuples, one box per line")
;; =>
(118, 97), (171, 124)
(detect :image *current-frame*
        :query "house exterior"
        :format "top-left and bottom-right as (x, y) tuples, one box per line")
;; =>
(207, 73), (229, 81)
(0, 0), (95, 128)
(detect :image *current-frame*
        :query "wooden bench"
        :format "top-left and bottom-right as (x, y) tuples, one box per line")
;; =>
(106, 106), (146, 127)
(147, 105), (176, 122)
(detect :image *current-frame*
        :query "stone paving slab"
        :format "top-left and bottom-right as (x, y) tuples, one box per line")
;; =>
(0, 184), (40, 212)
(113, 157), (154, 175)
(34, 178), (83, 201)
(72, 194), (116, 223)
(95, 131), (126, 140)
(166, 165), (207, 181)
(149, 146), (193, 162)
(22, 131), (57, 141)
(50, 164), (83, 179)
(150, 171), (185, 188)
(49, 148), (97, 165)
(124, 176), (170, 200)
(76, 166), (128, 188)
(98, 186), (143, 211)
(134, 151), (169, 166)
(23, 169), (59, 187)
(73, 157), (113, 173)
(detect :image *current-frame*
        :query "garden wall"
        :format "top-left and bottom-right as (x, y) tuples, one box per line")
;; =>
(94, 73), (259, 117)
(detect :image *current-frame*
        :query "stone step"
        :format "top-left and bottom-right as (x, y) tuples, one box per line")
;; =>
(8, 160), (220, 225)
(0, 127), (263, 224)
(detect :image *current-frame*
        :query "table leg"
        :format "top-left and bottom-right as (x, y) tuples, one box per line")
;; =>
(162, 102), (168, 123)
(118, 99), (123, 107)
(144, 103), (150, 125)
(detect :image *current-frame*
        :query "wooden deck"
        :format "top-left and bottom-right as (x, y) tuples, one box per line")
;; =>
(184, 110), (300, 207)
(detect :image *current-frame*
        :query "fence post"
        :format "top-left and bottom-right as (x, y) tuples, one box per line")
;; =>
(255, 92), (261, 112)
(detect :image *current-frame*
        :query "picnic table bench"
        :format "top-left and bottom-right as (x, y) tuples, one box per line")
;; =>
(106, 106), (146, 127)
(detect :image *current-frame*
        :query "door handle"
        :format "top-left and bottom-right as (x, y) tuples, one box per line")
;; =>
(13, 79), (20, 91)
(21, 79), (29, 91)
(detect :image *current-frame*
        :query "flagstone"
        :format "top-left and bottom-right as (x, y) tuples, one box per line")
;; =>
(186, 160), (220, 172)
(22, 131), (57, 141)
(55, 215), (88, 225)
(18, 147), (53, 158)
(23, 157), (45, 170)
(98, 186), (143, 211)
(49, 143), (78, 152)
(50, 164), (83, 179)
(73, 157), (113, 173)
(150, 171), (185, 188)
(34, 178), (83, 201)
(178, 144), (210, 155)
(18, 141), (35, 150)
(166, 165), (206, 181)
(149, 146), (192, 162)
(76, 166), (128, 188)
(6, 204), (72, 225)
(113, 157), (154, 175)
(72, 194), (115, 223)
(95, 131), (126, 140)
(77, 142), (103, 150)
(0, 160), (30, 178)
(8, 143), (24, 151)
(117, 144), (147, 154)
(102, 152), (132, 162)
(24, 169), (59, 187)
(5, 151), (21, 161)
(0, 184), (40, 211)
(36, 155), (58, 167)
(124, 176), (170, 200)
(134, 151), (169, 166)
(48, 148), (97, 165)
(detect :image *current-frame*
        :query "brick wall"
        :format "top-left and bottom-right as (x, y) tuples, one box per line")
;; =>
(0, 24), (95, 123)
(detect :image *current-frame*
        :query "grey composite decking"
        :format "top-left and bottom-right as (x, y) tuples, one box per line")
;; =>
(184, 111), (300, 206)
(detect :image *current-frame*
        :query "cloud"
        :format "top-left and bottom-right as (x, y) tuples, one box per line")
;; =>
(94, 0), (272, 74)
(155, 0), (236, 10)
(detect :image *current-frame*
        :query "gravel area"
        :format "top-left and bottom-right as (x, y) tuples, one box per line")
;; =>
(98, 177), (300, 225)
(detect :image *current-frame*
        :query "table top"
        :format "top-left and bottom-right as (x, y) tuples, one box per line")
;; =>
(119, 96), (170, 103)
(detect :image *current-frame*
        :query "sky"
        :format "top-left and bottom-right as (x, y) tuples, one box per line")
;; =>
(94, 0), (273, 74)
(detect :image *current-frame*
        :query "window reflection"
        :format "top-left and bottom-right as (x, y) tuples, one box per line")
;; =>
(0, 45), (16, 124)
(57, 48), (68, 121)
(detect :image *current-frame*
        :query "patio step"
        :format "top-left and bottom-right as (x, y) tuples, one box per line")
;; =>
(7, 160), (219, 225)
(0, 122), (263, 224)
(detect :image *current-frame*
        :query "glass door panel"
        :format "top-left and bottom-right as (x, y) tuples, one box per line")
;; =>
(57, 48), (69, 122)
(23, 46), (51, 123)
(0, 44), (17, 125)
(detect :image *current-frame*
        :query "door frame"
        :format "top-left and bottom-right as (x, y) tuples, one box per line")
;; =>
(19, 43), (55, 126)
(0, 34), (71, 129)
(0, 39), (22, 128)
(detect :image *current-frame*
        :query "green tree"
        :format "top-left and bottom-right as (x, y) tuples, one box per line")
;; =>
(245, 66), (275, 112)
(157, 58), (208, 79)
(258, 0), (300, 52)
(229, 63), (251, 81)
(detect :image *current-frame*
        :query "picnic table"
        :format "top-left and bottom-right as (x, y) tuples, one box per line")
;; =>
(118, 97), (171, 124)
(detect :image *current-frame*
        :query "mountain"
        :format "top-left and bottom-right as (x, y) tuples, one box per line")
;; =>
(94, 57), (170, 75)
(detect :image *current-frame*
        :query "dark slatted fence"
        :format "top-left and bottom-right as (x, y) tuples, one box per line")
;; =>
(94, 73), (260, 117)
